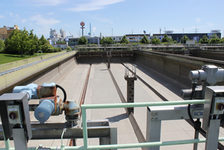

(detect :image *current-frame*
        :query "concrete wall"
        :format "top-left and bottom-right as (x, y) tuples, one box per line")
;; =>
(76, 51), (134, 64)
(0, 51), (76, 94)
(134, 50), (224, 88)
(0, 51), (66, 73)
(190, 49), (224, 61)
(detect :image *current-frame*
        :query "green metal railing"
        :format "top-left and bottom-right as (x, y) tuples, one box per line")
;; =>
(81, 100), (207, 150)
(4, 99), (224, 150)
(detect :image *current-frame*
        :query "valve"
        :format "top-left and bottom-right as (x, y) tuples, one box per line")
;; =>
(13, 83), (80, 126)
(35, 99), (79, 125)
(64, 101), (80, 127)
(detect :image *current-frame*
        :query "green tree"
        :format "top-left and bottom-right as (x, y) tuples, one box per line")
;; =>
(209, 34), (221, 44)
(221, 37), (224, 43)
(66, 46), (72, 51)
(39, 35), (48, 45)
(0, 39), (5, 52)
(120, 36), (129, 44)
(4, 29), (55, 55)
(100, 37), (114, 45)
(28, 30), (39, 55)
(181, 35), (189, 44)
(140, 35), (149, 44)
(38, 35), (52, 53)
(199, 35), (209, 44)
(150, 37), (161, 45)
(4, 29), (23, 55)
(78, 36), (88, 45)
(161, 34), (173, 43)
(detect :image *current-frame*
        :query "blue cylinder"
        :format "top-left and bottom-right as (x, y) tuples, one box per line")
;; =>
(34, 99), (55, 123)
(13, 83), (38, 99)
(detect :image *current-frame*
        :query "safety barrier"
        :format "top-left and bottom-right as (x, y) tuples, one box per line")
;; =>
(0, 51), (66, 73)
(0, 51), (76, 94)
(3, 99), (222, 150)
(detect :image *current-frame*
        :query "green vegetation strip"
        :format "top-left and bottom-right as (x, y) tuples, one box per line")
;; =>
(0, 51), (76, 93)
(0, 51), (66, 72)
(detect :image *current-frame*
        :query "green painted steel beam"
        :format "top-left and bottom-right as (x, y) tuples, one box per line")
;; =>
(80, 100), (207, 150)
(81, 100), (207, 109)
(3, 137), (221, 150)
(82, 108), (88, 149)
(86, 137), (224, 149)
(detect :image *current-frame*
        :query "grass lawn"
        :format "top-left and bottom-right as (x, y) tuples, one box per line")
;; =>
(0, 53), (47, 65)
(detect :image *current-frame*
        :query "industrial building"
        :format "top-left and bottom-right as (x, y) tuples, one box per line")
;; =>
(0, 25), (19, 40)
(126, 34), (150, 43)
(68, 36), (100, 46)
(68, 34), (150, 46)
(153, 30), (221, 42)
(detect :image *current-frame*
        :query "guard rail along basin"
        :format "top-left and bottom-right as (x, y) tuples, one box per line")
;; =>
(0, 51), (76, 94)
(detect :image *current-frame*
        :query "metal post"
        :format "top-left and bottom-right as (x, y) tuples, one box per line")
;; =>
(82, 107), (88, 149)
(72, 139), (77, 146)
(4, 139), (10, 150)
(12, 128), (28, 150)
(193, 129), (199, 150)
(205, 119), (220, 150)
(146, 108), (161, 150)
(107, 51), (111, 69)
(124, 67), (137, 114)
(100, 128), (117, 150)
(3, 134), (10, 150)
(110, 128), (117, 147)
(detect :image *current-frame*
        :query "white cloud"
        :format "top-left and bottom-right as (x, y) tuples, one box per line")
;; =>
(68, 0), (125, 12)
(32, 0), (65, 6)
(206, 22), (215, 27)
(94, 16), (113, 24)
(29, 15), (61, 37)
(0, 15), (4, 18)
(195, 18), (201, 23)
(47, 12), (55, 16)
(30, 14), (60, 26)
(21, 19), (27, 23)
(9, 12), (19, 18)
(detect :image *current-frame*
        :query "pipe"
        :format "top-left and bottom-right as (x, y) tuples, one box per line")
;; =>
(81, 100), (207, 109)
(79, 137), (224, 150)
(2, 137), (224, 150)
(34, 99), (55, 123)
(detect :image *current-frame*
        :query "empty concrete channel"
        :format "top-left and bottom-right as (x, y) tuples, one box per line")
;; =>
(1, 50), (224, 150)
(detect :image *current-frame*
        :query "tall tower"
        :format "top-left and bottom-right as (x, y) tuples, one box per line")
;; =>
(60, 29), (66, 40)
(80, 21), (85, 37)
(88, 23), (92, 37)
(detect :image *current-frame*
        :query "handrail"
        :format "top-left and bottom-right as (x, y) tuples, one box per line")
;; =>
(2, 100), (210, 150)
(81, 100), (207, 149)
(81, 99), (207, 109)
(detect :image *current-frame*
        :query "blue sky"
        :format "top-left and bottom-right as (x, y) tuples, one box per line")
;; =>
(0, 0), (223, 38)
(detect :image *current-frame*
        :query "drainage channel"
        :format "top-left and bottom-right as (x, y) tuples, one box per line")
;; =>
(69, 64), (92, 146)
(107, 65), (147, 150)
(121, 62), (224, 150)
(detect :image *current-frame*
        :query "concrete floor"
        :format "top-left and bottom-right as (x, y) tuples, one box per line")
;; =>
(1, 59), (223, 149)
